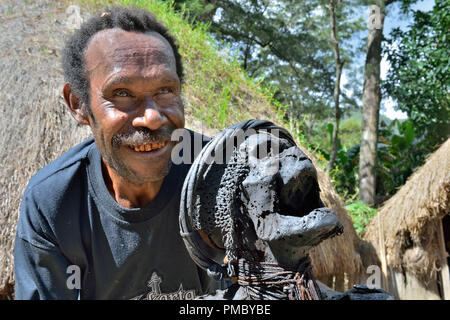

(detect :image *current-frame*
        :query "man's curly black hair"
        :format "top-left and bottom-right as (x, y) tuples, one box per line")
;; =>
(62, 6), (184, 115)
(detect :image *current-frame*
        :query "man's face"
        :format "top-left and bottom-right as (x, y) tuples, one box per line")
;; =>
(83, 28), (184, 184)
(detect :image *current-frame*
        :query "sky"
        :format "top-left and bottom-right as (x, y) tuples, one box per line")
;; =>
(379, 0), (435, 119)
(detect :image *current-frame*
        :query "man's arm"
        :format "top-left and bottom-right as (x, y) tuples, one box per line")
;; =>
(14, 238), (79, 299)
(14, 190), (79, 300)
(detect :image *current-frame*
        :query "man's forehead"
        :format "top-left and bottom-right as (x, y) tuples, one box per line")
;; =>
(84, 28), (176, 72)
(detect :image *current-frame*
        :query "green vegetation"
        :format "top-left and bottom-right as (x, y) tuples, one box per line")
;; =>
(308, 115), (362, 153)
(308, 116), (430, 202)
(384, 0), (450, 149)
(377, 118), (429, 196)
(345, 201), (378, 237)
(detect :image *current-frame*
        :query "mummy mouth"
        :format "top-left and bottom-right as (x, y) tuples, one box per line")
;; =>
(128, 141), (167, 152)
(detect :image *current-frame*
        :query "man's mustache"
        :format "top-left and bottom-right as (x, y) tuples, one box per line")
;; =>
(111, 127), (174, 148)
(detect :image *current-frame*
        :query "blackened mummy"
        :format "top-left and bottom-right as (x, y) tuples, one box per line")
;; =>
(179, 120), (345, 299)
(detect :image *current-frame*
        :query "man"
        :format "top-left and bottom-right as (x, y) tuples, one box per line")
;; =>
(14, 6), (218, 299)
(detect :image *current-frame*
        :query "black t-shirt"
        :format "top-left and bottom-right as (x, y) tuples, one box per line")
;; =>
(14, 130), (219, 299)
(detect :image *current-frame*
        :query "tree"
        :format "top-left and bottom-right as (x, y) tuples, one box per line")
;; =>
(358, 0), (393, 205)
(174, 0), (364, 140)
(201, 0), (334, 119)
(383, 0), (450, 149)
(326, 0), (345, 172)
(359, 0), (422, 205)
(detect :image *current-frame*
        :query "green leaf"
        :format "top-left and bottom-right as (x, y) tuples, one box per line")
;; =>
(402, 119), (416, 146)
(327, 123), (334, 146)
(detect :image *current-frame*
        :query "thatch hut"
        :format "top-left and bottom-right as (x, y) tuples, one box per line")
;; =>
(363, 138), (450, 300)
(0, 0), (363, 299)
(297, 145), (363, 291)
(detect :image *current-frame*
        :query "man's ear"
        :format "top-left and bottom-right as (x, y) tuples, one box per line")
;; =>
(63, 83), (90, 126)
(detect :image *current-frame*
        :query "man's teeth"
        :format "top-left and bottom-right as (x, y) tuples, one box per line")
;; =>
(132, 141), (166, 152)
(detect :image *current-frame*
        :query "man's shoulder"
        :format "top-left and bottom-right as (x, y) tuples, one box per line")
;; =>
(17, 137), (95, 247)
(25, 137), (95, 197)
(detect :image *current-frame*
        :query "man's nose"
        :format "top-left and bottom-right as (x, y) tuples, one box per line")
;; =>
(132, 100), (166, 130)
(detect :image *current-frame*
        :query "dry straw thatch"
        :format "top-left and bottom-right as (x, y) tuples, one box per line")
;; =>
(298, 145), (363, 282)
(0, 0), (362, 299)
(363, 138), (450, 280)
(0, 1), (92, 299)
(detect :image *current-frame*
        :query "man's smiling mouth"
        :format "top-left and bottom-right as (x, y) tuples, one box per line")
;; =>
(128, 141), (168, 152)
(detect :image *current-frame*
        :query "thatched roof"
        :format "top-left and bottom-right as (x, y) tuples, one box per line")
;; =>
(363, 138), (450, 279)
(0, 0), (92, 299)
(0, 0), (362, 298)
(298, 146), (363, 279)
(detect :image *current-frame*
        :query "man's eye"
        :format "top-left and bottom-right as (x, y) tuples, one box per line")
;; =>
(114, 89), (131, 97)
(157, 87), (173, 95)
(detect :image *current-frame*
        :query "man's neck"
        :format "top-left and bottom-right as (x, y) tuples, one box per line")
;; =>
(101, 159), (164, 209)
